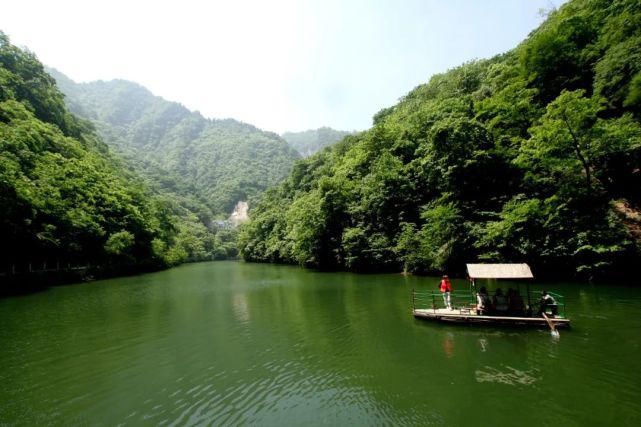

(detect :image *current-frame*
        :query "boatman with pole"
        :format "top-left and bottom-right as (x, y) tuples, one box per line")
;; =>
(439, 275), (452, 310)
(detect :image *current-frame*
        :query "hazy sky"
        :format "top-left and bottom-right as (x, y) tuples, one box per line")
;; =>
(2, 0), (563, 133)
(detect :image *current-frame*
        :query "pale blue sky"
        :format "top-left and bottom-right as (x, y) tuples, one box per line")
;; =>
(1, 0), (564, 133)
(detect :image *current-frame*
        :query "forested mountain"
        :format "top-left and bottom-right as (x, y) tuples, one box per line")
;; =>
(0, 32), (234, 277)
(240, 0), (641, 280)
(48, 69), (300, 215)
(282, 127), (353, 157)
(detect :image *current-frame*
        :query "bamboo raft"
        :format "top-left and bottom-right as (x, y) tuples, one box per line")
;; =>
(412, 263), (571, 329)
(413, 307), (571, 328)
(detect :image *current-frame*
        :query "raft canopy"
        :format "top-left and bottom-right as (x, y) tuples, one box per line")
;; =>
(466, 263), (533, 279)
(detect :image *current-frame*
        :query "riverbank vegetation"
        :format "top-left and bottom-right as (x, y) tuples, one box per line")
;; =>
(38, 68), (300, 270)
(240, 0), (641, 279)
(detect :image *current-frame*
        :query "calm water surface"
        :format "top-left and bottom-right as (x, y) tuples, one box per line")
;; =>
(1, 261), (640, 426)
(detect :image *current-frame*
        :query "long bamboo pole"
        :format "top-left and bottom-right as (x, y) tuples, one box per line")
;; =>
(542, 312), (560, 336)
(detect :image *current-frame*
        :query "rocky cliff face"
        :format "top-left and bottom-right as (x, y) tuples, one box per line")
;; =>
(229, 201), (249, 226)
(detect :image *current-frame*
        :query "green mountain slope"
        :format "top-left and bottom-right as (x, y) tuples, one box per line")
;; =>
(282, 127), (353, 157)
(0, 32), (207, 275)
(49, 69), (300, 215)
(240, 0), (641, 279)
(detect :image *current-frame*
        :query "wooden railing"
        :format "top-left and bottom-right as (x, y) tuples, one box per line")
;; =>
(0, 262), (90, 277)
(412, 289), (567, 318)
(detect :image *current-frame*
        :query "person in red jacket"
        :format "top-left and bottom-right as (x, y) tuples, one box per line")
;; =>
(439, 274), (452, 310)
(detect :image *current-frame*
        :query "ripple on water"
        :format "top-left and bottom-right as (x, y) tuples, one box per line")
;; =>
(128, 356), (423, 426)
(475, 365), (540, 386)
(3, 262), (641, 426)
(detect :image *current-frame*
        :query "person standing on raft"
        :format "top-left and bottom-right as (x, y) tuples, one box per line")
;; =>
(439, 275), (453, 310)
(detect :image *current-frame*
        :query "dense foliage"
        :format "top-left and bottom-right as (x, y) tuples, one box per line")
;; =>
(241, 0), (641, 279)
(49, 69), (300, 215)
(282, 127), (353, 157)
(0, 33), (238, 275)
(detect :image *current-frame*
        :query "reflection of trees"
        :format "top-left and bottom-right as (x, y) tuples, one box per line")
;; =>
(3, 262), (640, 425)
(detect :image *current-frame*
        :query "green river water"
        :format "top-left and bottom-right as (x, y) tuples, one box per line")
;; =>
(1, 261), (640, 426)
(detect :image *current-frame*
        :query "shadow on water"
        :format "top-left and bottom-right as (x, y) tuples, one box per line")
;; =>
(0, 263), (168, 298)
(0, 270), (89, 297)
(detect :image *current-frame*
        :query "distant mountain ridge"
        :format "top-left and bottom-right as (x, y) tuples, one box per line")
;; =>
(49, 68), (300, 215)
(282, 127), (353, 157)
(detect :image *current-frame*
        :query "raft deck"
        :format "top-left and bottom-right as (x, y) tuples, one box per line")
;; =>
(413, 307), (571, 328)
(413, 264), (571, 329)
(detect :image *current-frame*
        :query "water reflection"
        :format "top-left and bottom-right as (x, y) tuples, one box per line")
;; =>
(478, 338), (489, 352)
(442, 332), (455, 358)
(0, 261), (640, 426)
(232, 293), (250, 323)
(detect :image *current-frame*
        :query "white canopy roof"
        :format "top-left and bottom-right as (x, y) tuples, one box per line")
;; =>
(466, 263), (533, 279)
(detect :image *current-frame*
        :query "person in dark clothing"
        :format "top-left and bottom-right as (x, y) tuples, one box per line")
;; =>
(493, 288), (508, 313)
(508, 288), (525, 315)
(539, 291), (558, 316)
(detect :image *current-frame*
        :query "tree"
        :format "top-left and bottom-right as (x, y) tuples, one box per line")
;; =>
(396, 200), (464, 274)
(520, 90), (641, 198)
(519, 90), (599, 196)
(105, 231), (135, 256)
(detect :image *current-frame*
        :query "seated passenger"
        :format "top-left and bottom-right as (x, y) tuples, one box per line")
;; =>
(508, 289), (526, 315)
(476, 287), (491, 314)
(493, 288), (508, 313)
(539, 291), (558, 316)
(506, 288), (514, 306)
